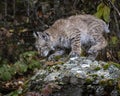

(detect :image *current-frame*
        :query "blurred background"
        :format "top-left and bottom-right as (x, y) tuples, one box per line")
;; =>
(0, 0), (120, 95)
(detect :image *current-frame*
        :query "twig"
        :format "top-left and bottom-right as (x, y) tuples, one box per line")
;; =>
(27, 0), (30, 17)
(107, 0), (120, 16)
(4, 0), (7, 17)
(113, 11), (120, 38)
(4, 0), (7, 26)
(13, 0), (16, 18)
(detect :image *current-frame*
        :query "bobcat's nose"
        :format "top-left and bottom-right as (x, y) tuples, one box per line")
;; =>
(41, 50), (49, 57)
(43, 51), (49, 57)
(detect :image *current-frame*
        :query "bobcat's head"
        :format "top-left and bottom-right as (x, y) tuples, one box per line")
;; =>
(33, 32), (51, 57)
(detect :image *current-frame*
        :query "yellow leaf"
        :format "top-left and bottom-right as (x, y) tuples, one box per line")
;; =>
(19, 28), (28, 32)
(97, 3), (104, 11)
(112, 0), (115, 3)
(111, 36), (118, 44)
(9, 29), (14, 32)
(94, 8), (104, 18)
(94, 3), (104, 18)
(103, 6), (110, 22)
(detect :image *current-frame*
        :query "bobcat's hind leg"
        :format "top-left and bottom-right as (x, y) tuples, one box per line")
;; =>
(88, 36), (107, 60)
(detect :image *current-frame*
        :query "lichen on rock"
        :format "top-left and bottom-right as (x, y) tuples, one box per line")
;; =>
(27, 57), (120, 96)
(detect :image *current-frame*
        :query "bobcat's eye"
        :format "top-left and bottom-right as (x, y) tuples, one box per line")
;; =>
(42, 35), (46, 39)
(42, 34), (49, 41)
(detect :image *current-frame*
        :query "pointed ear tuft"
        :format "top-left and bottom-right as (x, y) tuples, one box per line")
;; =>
(33, 32), (38, 38)
(33, 31), (49, 40)
(33, 32), (43, 38)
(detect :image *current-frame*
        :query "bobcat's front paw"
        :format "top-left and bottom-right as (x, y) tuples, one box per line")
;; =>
(88, 49), (97, 54)
(87, 49), (98, 60)
(48, 54), (55, 61)
(69, 52), (80, 60)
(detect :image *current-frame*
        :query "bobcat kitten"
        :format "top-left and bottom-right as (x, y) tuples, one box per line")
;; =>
(34, 14), (109, 60)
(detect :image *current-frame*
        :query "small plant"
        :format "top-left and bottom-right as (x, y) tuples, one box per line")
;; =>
(0, 51), (41, 81)
(95, 2), (110, 23)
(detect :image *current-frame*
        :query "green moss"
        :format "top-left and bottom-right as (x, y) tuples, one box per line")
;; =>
(103, 62), (120, 70)
(101, 75), (104, 79)
(99, 80), (107, 85)
(111, 36), (119, 45)
(103, 63), (110, 70)
(86, 78), (93, 84)
(112, 63), (120, 69)
(54, 55), (62, 60)
(94, 67), (101, 71)
(108, 79), (114, 86)
(108, 62), (120, 69)
(90, 74), (98, 79)
(99, 79), (114, 86)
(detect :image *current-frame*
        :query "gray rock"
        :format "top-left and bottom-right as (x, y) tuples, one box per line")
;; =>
(44, 72), (61, 82)
(27, 57), (120, 96)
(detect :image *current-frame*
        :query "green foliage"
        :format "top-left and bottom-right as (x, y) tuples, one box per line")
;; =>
(94, 67), (101, 71)
(5, 89), (23, 96)
(95, 2), (110, 22)
(95, 3), (104, 18)
(0, 51), (41, 81)
(103, 63), (110, 70)
(20, 51), (41, 70)
(112, 0), (115, 3)
(14, 61), (28, 73)
(110, 62), (120, 69)
(99, 79), (115, 86)
(20, 51), (37, 58)
(109, 36), (119, 47)
(28, 59), (41, 69)
(103, 62), (120, 70)
(103, 6), (110, 22)
(111, 36), (119, 45)
(0, 65), (12, 81)
(118, 51), (120, 59)
(86, 78), (93, 84)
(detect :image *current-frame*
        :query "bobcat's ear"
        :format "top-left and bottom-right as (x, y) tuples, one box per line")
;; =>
(33, 31), (49, 40)
(33, 32), (39, 38)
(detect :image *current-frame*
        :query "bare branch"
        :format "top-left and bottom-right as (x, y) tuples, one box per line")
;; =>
(107, 0), (120, 16)
(4, 0), (7, 17)
(13, 0), (16, 18)
(113, 11), (120, 38)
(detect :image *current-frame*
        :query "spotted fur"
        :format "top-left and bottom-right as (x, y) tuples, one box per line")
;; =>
(34, 14), (109, 60)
